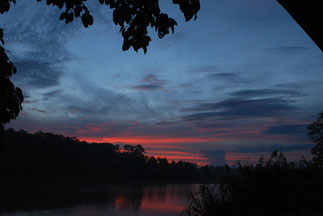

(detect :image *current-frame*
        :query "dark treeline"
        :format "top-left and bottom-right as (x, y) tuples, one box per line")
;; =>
(0, 128), (226, 213)
(0, 128), (225, 184)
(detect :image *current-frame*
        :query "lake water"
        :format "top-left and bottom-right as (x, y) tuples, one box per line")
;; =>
(2, 184), (204, 216)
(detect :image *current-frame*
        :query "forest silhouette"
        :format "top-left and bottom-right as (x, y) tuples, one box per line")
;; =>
(1, 129), (224, 184)
(0, 128), (226, 213)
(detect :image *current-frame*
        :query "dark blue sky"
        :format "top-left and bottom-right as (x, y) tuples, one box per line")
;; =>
(1, 0), (322, 165)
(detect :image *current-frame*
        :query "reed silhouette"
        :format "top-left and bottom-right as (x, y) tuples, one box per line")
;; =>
(184, 152), (323, 216)
(184, 111), (323, 216)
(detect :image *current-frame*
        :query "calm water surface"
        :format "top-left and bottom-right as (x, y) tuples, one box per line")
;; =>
(3, 184), (205, 216)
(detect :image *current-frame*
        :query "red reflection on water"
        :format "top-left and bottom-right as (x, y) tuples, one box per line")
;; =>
(113, 187), (186, 213)
(140, 201), (184, 212)
(114, 196), (126, 210)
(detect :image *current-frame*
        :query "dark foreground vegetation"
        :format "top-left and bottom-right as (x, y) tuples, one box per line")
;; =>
(1, 111), (322, 214)
(184, 152), (323, 216)
(184, 111), (323, 216)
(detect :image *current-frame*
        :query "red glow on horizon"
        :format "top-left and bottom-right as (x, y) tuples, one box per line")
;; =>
(147, 150), (208, 160)
(79, 135), (215, 166)
(148, 154), (208, 161)
(80, 135), (225, 144)
(146, 150), (209, 166)
(147, 150), (195, 155)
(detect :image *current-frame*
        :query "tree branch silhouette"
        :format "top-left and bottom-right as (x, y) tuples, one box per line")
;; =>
(0, 28), (23, 148)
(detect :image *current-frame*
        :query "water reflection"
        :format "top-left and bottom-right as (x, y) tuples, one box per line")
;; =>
(2, 184), (202, 216)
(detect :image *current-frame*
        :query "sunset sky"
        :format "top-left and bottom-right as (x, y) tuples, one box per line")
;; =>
(1, 0), (322, 165)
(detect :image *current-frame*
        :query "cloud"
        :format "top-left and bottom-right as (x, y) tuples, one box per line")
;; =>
(271, 82), (300, 89)
(2, 4), (76, 89)
(59, 76), (157, 122)
(182, 97), (297, 121)
(132, 84), (164, 91)
(42, 90), (62, 100)
(266, 46), (308, 54)
(207, 73), (240, 83)
(12, 59), (64, 89)
(178, 82), (193, 88)
(155, 121), (181, 126)
(201, 149), (227, 165)
(181, 87), (306, 122)
(132, 74), (167, 91)
(142, 74), (165, 83)
(188, 65), (218, 73)
(188, 65), (252, 86)
(158, 32), (187, 48)
(230, 88), (305, 98)
(193, 121), (226, 130)
(66, 90), (135, 115)
(265, 124), (308, 135)
(30, 108), (47, 113)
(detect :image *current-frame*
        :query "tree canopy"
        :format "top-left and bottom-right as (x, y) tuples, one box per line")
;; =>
(1, 0), (200, 53)
(0, 29), (23, 134)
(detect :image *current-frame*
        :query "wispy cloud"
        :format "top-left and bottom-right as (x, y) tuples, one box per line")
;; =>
(230, 88), (305, 98)
(182, 97), (297, 121)
(207, 72), (240, 83)
(2, 4), (76, 90)
(132, 84), (164, 91)
(13, 59), (64, 89)
(132, 74), (167, 91)
(266, 46), (308, 54)
(30, 108), (47, 113)
(188, 65), (218, 73)
(265, 124), (308, 135)
(155, 120), (181, 126)
(42, 90), (62, 100)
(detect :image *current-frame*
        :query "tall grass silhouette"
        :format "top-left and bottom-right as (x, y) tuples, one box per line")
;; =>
(184, 150), (323, 216)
